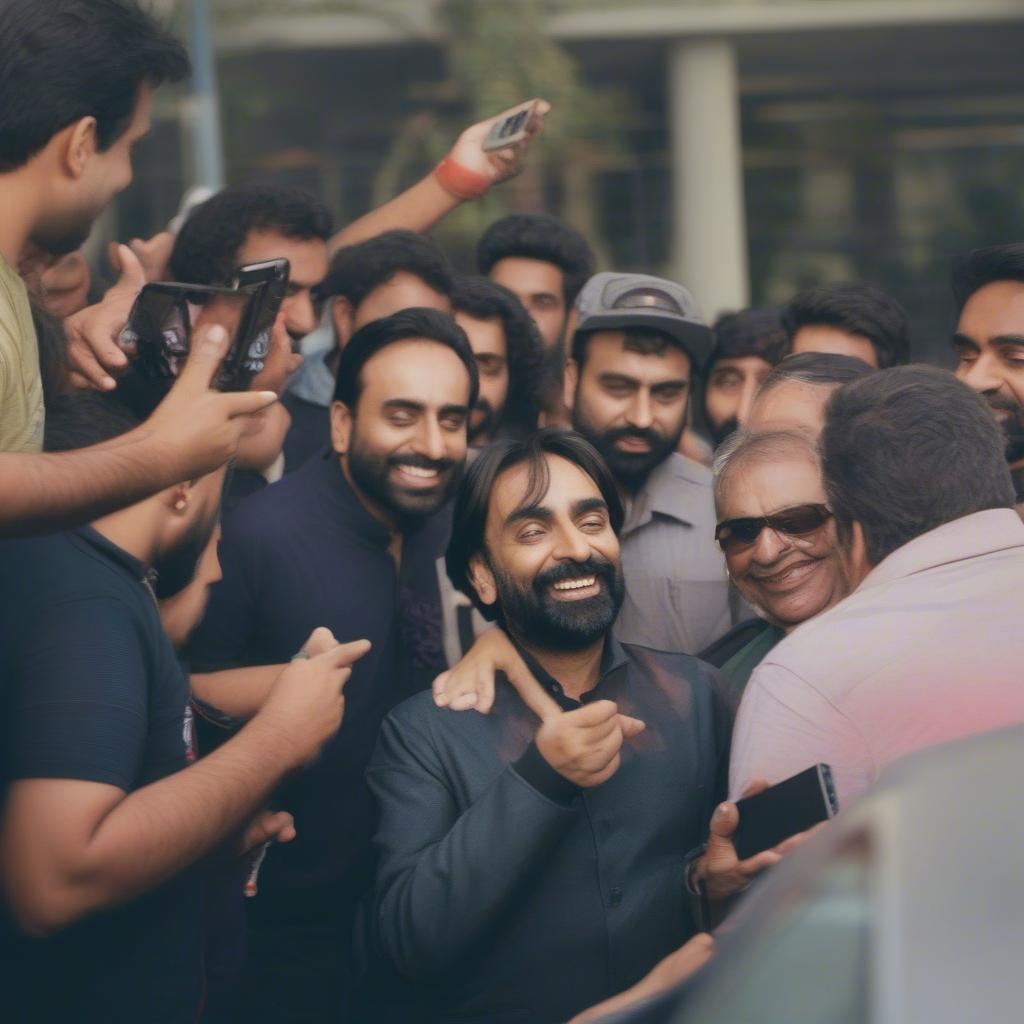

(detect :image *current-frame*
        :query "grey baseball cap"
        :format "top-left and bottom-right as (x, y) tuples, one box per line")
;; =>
(573, 272), (714, 372)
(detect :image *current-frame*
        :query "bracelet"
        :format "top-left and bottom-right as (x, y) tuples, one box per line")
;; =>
(434, 155), (492, 201)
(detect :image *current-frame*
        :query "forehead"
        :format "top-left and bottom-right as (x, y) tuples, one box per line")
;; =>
(236, 230), (329, 287)
(359, 338), (470, 405)
(488, 454), (603, 532)
(792, 325), (878, 368)
(581, 330), (691, 381)
(957, 280), (1024, 340)
(719, 454), (824, 518)
(490, 257), (563, 298)
(360, 272), (450, 317)
(708, 355), (773, 378)
(455, 312), (506, 358)
(748, 381), (829, 434)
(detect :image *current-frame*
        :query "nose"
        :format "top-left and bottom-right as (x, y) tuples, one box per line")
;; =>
(625, 389), (654, 430)
(284, 291), (317, 340)
(551, 523), (592, 564)
(751, 525), (789, 564)
(413, 416), (446, 462)
(736, 377), (760, 428)
(959, 352), (1003, 395)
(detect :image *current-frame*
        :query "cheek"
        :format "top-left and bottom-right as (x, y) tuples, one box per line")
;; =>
(705, 388), (737, 420)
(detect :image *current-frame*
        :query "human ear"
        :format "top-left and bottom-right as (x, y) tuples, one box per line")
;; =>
(468, 552), (498, 609)
(563, 358), (579, 413)
(62, 117), (98, 179)
(330, 400), (353, 455)
(331, 297), (354, 349)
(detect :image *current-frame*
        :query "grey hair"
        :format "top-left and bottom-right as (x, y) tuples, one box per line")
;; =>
(713, 429), (822, 511)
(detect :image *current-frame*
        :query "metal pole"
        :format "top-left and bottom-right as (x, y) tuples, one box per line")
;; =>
(189, 0), (225, 189)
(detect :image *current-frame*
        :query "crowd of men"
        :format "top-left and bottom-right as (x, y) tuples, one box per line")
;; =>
(1, 3), (1023, 1024)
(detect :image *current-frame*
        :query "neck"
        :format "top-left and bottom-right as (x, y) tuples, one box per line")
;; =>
(518, 635), (605, 701)
(90, 504), (160, 570)
(0, 170), (43, 267)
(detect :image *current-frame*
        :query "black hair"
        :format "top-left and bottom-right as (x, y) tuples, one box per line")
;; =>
(451, 275), (544, 436)
(758, 351), (876, 395)
(821, 365), (1015, 566)
(570, 327), (683, 370)
(319, 230), (454, 308)
(170, 183), (333, 287)
(446, 428), (624, 621)
(0, 0), (189, 172)
(44, 391), (139, 452)
(476, 213), (596, 308)
(781, 282), (910, 369)
(333, 307), (479, 411)
(709, 307), (789, 369)
(951, 243), (1024, 313)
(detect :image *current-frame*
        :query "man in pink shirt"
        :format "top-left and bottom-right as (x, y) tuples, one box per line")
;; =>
(730, 366), (1024, 807)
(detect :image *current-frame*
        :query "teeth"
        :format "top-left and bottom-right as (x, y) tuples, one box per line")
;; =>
(553, 577), (596, 591)
(399, 465), (439, 479)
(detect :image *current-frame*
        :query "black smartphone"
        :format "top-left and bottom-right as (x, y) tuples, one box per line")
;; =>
(235, 257), (291, 354)
(120, 283), (257, 388)
(732, 764), (838, 861)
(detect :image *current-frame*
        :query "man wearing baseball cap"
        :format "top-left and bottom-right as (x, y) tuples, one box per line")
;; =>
(564, 272), (738, 653)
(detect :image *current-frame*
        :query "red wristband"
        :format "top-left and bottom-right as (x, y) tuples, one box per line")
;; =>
(434, 155), (492, 201)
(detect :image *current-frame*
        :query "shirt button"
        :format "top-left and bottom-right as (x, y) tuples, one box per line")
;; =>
(608, 886), (623, 908)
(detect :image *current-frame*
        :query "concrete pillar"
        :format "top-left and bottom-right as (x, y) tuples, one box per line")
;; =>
(668, 39), (749, 319)
(189, 0), (226, 189)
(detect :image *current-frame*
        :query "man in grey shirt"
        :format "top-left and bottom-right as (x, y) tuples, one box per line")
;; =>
(564, 273), (737, 654)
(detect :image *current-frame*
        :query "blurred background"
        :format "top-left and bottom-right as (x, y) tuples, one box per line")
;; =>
(110, 0), (1024, 362)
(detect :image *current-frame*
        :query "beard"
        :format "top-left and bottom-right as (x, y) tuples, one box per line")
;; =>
(572, 403), (684, 491)
(491, 553), (625, 652)
(709, 415), (739, 448)
(153, 506), (219, 600)
(984, 392), (1024, 463)
(347, 426), (463, 521)
(469, 399), (501, 446)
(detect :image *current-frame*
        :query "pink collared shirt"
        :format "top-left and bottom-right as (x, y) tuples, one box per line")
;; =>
(729, 508), (1024, 808)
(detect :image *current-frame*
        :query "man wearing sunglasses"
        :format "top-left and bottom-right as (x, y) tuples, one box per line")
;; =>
(704, 429), (848, 699)
(730, 367), (1024, 809)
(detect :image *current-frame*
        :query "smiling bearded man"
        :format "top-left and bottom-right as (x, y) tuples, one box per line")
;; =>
(359, 428), (730, 1024)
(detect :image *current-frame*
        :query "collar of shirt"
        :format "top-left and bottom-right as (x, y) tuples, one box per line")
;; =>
(72, 525), (151, 584)
(621, 453), (711, 537)
(510, 633), (631, 711)
(309, 453), (395, 549)
(858, 507), (1024, 593)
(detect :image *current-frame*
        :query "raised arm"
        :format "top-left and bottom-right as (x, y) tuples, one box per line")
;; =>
(330, 99), (550, 252)
(0, 323), (275, 537)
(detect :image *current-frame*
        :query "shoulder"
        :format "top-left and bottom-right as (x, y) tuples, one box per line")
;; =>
(664, 452), (714, 489)
(222, 461), (318, 537)
(621, 641), (721, 689)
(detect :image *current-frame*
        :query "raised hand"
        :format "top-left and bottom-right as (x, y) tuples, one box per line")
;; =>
(448, 98), (551, 187)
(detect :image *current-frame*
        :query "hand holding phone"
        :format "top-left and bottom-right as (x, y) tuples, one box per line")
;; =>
(481, 99), (543, 152)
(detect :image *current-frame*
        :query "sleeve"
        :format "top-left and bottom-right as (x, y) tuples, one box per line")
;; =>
(728, 662), (873, 808)
(366, 712), (579, 981)
(5, 596), (150, 790)
(185, 511), (261, 671)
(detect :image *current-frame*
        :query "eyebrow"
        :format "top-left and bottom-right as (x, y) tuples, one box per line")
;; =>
(504, 496), (609, 528)
(381, 399), (469, 416)
(952, 332), (1024, 350)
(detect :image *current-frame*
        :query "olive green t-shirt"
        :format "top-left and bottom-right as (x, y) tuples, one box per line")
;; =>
(0, 253), (43, 452)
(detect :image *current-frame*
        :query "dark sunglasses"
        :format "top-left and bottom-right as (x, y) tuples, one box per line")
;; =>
(715, 504), (833, 553)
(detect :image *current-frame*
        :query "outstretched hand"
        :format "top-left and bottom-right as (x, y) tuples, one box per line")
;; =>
(448, 98), (551, 187)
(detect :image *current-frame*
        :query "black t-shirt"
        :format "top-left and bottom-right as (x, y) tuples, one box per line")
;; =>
(0, 527), (204, 1023)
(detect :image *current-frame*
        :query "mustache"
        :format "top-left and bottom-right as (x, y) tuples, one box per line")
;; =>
(603, 425), (666, 448)
(534, 554), (617, 591)
(983, 391), (1024, 417)
(388, 453), (457, 473)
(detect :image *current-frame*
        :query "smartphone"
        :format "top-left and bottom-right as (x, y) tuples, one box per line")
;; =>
(120, 282), (260, 391)
(235, 258), (291, 355)
(732, 764), (838, 861)
(481, 100), (537, 152)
